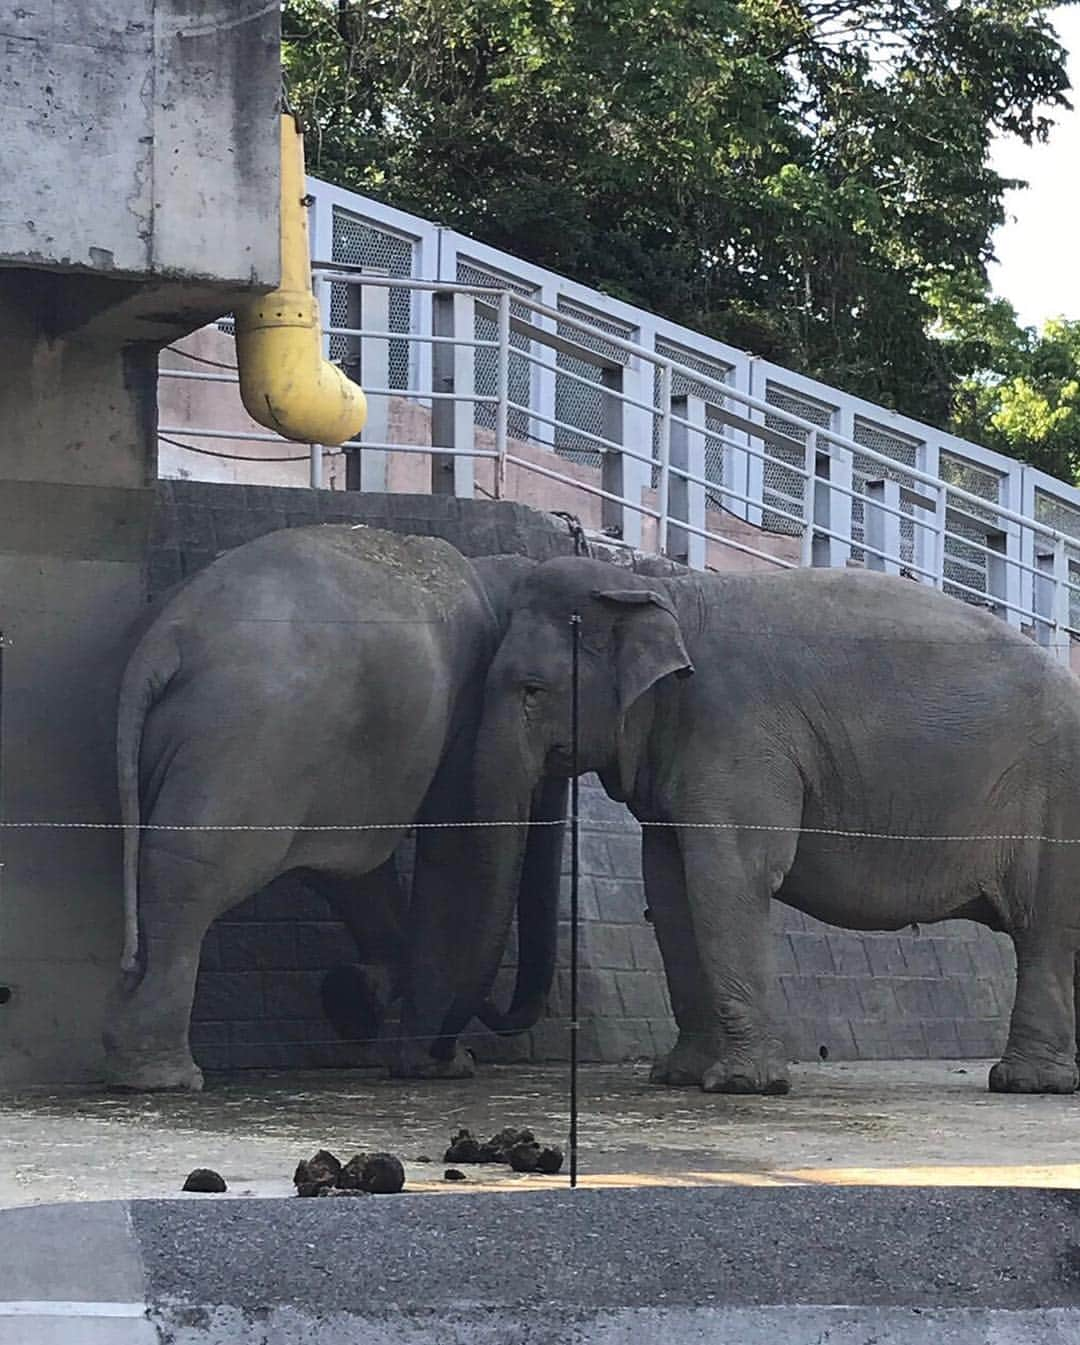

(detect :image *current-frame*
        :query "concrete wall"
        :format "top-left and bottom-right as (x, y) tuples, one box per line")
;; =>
(0, 0), (281, 1085)
(145, 481), (1017, 1074)
(0, 319), (158, 1085)
(0, 1), (279, 298)
(159, 327), (803, 573)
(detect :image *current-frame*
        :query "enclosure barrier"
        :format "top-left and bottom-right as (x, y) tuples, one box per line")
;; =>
(159, 262), (1080, 664)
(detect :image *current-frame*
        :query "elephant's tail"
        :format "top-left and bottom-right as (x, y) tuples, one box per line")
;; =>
(116, 627), (180, 975)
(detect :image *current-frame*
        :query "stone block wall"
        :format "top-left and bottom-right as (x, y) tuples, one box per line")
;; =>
(482, 777), (1015, 1069)
(151, 480), (1017, 1074)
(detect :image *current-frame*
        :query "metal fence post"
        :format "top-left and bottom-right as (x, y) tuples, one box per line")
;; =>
(310, 273), (335, 490)
(346, 273), (390, 493)
(656, 365), (673, 557)
(619, 353), (653, 552)
(744, 357), (765, 528)
(494, 289), (510, 499)
(864, 478), (901, 573)
(799, 429), (818, 567)
(600, 364), (626, 538)
(930, 485), (948, 588)
(985, 527), (1009, 618)
(1053, 537), (1072, 664)
(669, 394), (706, 569)
(431, 291), (476, 498)
(1035, 538), (1071, 663)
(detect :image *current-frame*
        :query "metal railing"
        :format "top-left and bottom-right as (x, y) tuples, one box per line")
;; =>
(158, 268), (1080, 664)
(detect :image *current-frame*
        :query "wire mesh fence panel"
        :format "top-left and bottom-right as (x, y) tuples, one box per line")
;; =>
(939, 451), (1005, 605)
(554, 298), (635, 467)
(651, 340), (731, 503)
(850, 419), (921, 566)
(1034, 489), (1080, 635)
(762, 384), (834, 535)
(455, 258), (536, 441)
(331, 209), (415, 389)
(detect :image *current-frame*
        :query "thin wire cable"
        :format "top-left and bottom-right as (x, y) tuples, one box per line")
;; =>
(159, 435), (323, 465)
(4, 818), (1080, 844)
(163, 346), (238, 371)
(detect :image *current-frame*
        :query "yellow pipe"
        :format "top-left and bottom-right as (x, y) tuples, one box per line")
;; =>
(234, 114), (367, 445)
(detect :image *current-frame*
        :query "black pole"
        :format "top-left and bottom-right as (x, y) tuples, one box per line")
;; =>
(569, 612), (581, 1188)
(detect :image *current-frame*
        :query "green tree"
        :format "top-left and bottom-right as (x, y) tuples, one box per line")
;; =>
(937, 276), (1080, 481)
(283, 0), (1073, 432)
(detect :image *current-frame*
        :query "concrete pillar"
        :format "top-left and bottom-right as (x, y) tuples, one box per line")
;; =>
(0, 288), (156, 1084)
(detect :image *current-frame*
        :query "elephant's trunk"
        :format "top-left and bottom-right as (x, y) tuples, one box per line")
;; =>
(437, 709), (538, 1044)
(477, 776), (567, 1035)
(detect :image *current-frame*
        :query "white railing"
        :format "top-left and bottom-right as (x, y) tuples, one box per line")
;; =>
(157, 178), (1080, 665)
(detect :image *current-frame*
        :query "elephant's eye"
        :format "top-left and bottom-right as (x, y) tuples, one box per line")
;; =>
(522, 683), (545, 707)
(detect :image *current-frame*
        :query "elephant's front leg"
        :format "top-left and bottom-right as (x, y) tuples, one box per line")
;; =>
(392, 807), (480, 1080)
(643, 826), (717, 1087)
(990, 928), (1078, 1094)
(676, 829), (791, 1096)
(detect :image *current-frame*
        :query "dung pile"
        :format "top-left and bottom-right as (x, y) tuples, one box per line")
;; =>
(181, 1168), (227, 1194)
(293, 1148), (405, 1196)
(444, 1126), (563, 1175)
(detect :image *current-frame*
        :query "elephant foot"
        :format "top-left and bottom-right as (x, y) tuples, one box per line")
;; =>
(649, 1038), (717, 1087)
(701, 1050), (790, 1097)
(988, 1055), (1078, 1095)
(104, 1055), (205, 1093)
(391, 1042), (477, 1081)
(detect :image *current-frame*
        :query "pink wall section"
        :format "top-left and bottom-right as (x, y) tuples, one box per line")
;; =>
(158, 330), (802, 575)
(156, 333), (1080, 670)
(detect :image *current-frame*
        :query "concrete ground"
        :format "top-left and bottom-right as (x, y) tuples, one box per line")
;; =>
(3, 1058), (1080, 1205)
(6, 1061), (1080, 1342)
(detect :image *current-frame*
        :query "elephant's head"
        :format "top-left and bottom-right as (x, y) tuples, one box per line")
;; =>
(440, 557), (694, 1040)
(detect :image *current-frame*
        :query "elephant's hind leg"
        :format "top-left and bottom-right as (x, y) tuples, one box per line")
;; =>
(990, 923), (1078, 1095)
(102, 843), (229, 1092)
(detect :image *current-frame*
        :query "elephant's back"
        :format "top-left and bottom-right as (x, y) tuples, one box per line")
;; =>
(173, 524), (478, 629)
(711, 566), (1073, 696)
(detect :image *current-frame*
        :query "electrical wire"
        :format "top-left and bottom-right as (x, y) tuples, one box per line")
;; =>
(163, 346), (238, 371)
(1, 818), (1079, 844)
(159, 434), (345, 465)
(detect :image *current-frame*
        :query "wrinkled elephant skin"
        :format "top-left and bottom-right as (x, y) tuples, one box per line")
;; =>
(467, 556), (1080, 1096)
(102, 527), (563, 1091)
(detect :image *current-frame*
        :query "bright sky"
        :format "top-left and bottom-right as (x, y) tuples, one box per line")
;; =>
(988, 5), (1080, 329)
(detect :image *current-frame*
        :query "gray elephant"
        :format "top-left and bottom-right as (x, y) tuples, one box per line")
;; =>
(103, 525), (564, 1090)
(443, 554), (1080, 1096)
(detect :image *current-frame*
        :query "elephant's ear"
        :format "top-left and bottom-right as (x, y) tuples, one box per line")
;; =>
(592, 590), (693, 800)
(592, 589), (694, 710)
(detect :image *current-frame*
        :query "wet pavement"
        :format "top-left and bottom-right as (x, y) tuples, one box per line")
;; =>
(3, 1059), (1080, 1205)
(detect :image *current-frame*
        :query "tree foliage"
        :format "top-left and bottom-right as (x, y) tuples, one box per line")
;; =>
(283, 0), (1074, 446)
(936, 275), (1080, 481)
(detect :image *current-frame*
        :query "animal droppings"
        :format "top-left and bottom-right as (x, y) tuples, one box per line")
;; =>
(293, 1149), (342, 1193)
(336, 1154), (369, 1190)
(293, 1147), (405, 1195)
(182, 1168), (227, 1193)
(443, 1125), (562, 1175)
(536, 1146), (564, 1174)
(361, 1153), (406, 1194)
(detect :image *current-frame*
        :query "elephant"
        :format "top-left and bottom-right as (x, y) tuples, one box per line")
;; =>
(103, 525), (565, 1091)
(444, 553), (1080, 1096)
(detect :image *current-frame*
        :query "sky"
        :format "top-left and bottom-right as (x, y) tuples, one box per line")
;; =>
(988, 5), (1080, 329)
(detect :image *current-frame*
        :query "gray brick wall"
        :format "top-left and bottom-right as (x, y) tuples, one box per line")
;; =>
(475, 778), (1015, 1068)
(151, 480), (1016, 1073)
